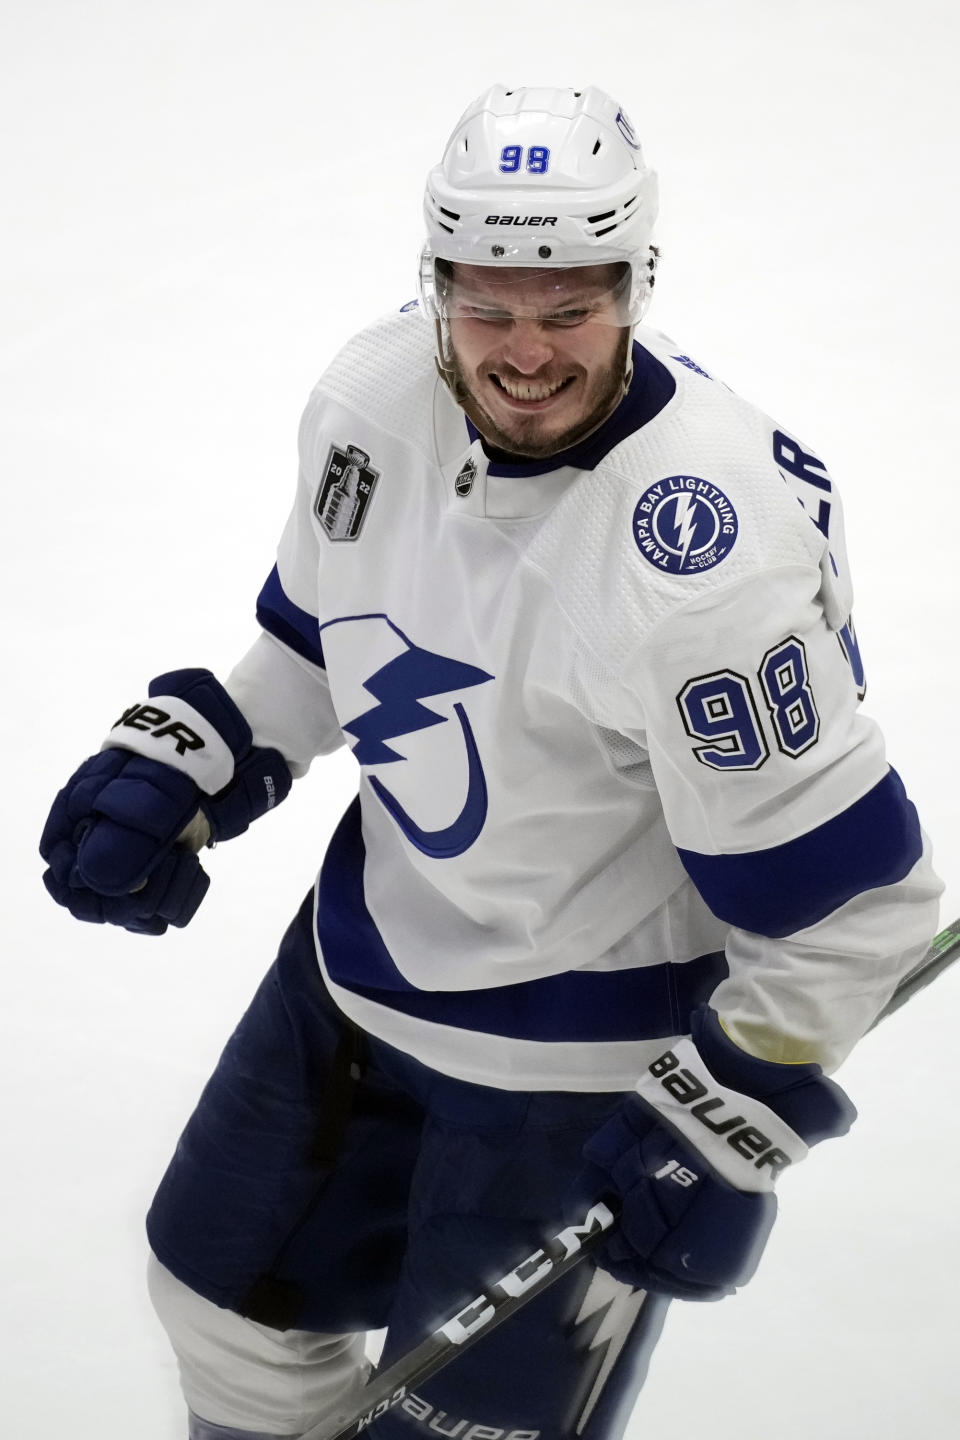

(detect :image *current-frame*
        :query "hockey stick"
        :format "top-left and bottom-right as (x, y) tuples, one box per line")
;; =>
(301, 918), (960, 1440)
(864, 914), (960, 1027)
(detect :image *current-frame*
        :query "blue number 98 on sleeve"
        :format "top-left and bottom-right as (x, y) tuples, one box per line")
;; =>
(676, 639), (825, 772)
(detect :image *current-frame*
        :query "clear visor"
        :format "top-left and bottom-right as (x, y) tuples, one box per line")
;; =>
(426, 258), (635, 329)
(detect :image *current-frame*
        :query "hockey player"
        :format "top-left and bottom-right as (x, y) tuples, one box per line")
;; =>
(40, 87), (942, 1440)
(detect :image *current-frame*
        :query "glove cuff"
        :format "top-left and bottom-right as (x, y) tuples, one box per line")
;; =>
(692, 1006), (857, 1146)
(203, 745), (293, 842)
(635, 1039), (808, 1193)
(101, 669), (253, 796)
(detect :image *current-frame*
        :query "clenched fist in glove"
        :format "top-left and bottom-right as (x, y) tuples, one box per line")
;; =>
(40, 668), (291, 934)
(581, 1005), (856, 1299)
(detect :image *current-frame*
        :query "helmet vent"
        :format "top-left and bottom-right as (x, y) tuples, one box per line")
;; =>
(592, 139), (602, 155)
(439, 207), (461, 221)
(587, 210), (616, 223)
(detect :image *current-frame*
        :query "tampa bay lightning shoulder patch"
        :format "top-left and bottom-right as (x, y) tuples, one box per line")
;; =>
(633, 476), (738, 575)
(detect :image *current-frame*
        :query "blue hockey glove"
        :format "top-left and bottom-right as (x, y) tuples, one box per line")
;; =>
(581, 1006), (856, 1300)
(40, 668), (292, 935)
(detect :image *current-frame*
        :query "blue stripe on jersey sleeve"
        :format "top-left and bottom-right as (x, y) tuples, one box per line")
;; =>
(676, 768), (922, 939)
(255, 565), (327, 670)
(316, 798), (728, 1042)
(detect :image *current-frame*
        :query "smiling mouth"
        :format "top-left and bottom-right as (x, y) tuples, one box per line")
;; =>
(490, 374), (575, 403)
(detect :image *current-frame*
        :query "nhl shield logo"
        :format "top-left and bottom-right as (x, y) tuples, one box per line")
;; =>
(315, 444), (379, 542)
(455, 457), (477, 497)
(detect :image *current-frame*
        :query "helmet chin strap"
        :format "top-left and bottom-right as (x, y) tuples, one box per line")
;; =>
(433, 318), (466, 400)
(622, 329), (635, 392)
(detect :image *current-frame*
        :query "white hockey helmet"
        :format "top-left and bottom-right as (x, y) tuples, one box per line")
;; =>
(419, 85), (659, 330)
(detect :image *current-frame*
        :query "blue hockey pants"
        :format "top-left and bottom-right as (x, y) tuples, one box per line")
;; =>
(147, 894), (669, 1439)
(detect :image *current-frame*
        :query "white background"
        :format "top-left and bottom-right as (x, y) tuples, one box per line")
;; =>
(3, 2), (959, 1436)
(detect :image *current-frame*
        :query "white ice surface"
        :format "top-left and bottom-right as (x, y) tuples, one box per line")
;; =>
(2, 2), (959, 1437)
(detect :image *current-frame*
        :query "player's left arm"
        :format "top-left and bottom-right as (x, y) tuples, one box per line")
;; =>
(583, 449), (941, 1299)
(640, 572), (941, 1068)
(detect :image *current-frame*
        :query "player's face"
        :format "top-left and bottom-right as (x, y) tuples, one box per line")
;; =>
(443, 264), (631, 460)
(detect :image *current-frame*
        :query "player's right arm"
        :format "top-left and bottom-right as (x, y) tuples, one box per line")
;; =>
(39, 392), (345, 934)
(39, 666), (299, 934)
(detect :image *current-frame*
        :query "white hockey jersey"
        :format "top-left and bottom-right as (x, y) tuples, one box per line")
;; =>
(225, 304), (942, 1090)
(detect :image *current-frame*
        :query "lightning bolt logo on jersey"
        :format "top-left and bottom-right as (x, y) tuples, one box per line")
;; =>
(320, 615), (494, 859)
(632, 475), (738, 574)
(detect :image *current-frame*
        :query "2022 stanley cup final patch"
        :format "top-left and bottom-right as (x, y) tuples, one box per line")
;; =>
(315, 443), (380, 542)
(633, 476), (738, 575)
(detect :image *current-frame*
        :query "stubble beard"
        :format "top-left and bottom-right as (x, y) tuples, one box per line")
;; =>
(446, 330), (631, 461)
